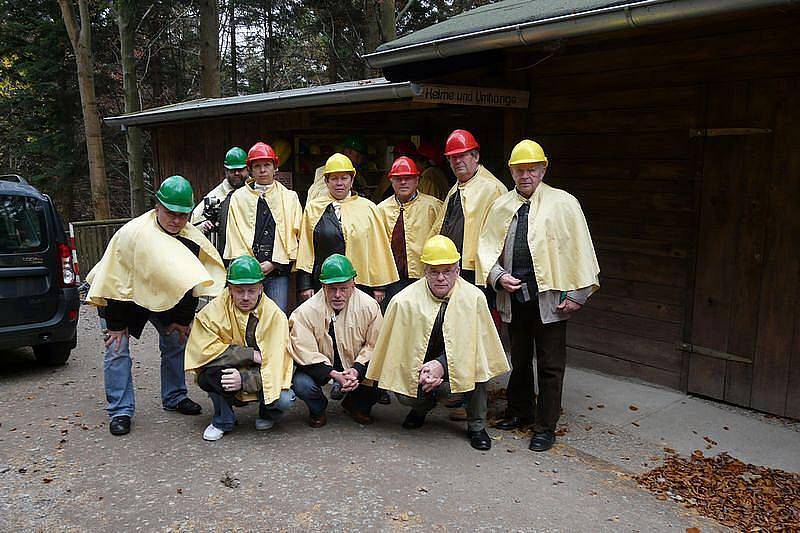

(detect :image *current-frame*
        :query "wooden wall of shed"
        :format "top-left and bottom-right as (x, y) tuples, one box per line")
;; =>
(510, 9), (800, 413)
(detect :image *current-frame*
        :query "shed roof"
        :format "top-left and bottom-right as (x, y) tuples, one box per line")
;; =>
(104, 78), (419, 129)
(365, 0), (790, 68)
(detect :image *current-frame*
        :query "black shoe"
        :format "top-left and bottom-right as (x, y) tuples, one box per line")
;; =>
(165, 398), (202, 415)
(529, 430), (556, 452)
(402, 410), (426, 429)
(377, 390), (391, 405)
(468, 429), (492, 450)
(109, 415), (131, 436)
(493, 416), (534, 431)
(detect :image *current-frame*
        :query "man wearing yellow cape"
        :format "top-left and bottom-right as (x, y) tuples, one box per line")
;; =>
(185, 256), (295, 441)
(430, 129), (507, 284)
(222, 142), (302, 312)
(85, 176), (226, 436)
(476, 140), (600, 452)
(295, 153), (398, 303)
(367, 236), (510, 451)
(289, 254), (382, 428)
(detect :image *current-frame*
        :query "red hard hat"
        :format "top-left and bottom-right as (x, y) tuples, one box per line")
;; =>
(444, 129), (480, 156)
(388, 156), (420, 177)
(392, 140), (418, 157)
(247, 142), (278, 165)
(417, 140), (439, 163)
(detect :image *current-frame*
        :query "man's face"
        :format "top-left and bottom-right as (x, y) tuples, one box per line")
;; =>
(424, 263), (460, 298)
(342, 148), (364, 167)
(326, 172), (353, 200)
(229, 282), (263, 312)
(447, 150), (479, 182)
(224, 166), (248, 189)
(323, 279), (355, 311)
(155, 203), (190, 234)
(390, 174), (419, 202)
(250, 159), (276, 185)
(510, 163), (547, 197)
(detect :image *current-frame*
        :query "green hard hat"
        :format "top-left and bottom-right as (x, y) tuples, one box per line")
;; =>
(319, 254), (357, 284)
(227, 255), (265, 285)
(224, 147), (248, 169)
(155, 175), (194, 213)
(342, 135), (367, 154)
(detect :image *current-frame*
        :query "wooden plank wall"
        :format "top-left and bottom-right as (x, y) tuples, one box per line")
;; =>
(520, 10), (800, 407)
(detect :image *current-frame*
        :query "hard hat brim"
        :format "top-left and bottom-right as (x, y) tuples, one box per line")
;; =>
(224, 163), (248, 170)
(227, 276), (265, 285)
(156, 196), (194, 214)
(508, 159), (548, 167)
(421, 257), (461, 266)
(320, 274), (356, 284)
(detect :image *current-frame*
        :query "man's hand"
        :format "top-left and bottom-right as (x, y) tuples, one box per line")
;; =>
(260, 260), (275, 275)
(103, 328), (129, 351)
(165, 323), (191, 344)
(200, 220), (214, 233)
(498, 273), (522, 293)
(220, 368), (242, 392)
(340, 367), (360, 392)
(556, 298), (582, 315)
(373, 289), (385, 304)
(253, 350), (263, 365)
(419, 360), (445, 393)
(300, 289), (315, 301)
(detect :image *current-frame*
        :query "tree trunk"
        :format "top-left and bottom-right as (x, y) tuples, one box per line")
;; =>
(229, 0), (238, 94)
(267, 0), (274, 91)
(379, 0), (396, 43)
(199, 0), (221, 97)
(116, 0), (145, 216)
(57, 0), (111, 220)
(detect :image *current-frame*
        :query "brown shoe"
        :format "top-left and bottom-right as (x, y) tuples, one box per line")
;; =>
(341, 395), (374, 425)
(309, 411), (327, 428)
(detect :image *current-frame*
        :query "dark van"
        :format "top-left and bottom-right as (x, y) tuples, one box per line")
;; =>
(0, 175), (79, 365)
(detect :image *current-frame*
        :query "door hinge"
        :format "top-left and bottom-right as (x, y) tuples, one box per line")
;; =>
(677, 342), (753, 364)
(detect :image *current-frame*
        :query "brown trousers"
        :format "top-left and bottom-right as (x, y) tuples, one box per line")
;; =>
(507, 299), (567, 433)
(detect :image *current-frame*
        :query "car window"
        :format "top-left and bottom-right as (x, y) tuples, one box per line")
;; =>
(0, 195), (48, 253)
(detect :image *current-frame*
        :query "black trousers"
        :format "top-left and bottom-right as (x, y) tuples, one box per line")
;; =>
(507, 299), (567, 433)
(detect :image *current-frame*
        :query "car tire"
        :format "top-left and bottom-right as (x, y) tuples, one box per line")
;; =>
(33, 341), (72, 366)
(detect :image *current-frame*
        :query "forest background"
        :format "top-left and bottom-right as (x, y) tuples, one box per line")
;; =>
(0, 0), (494, 221)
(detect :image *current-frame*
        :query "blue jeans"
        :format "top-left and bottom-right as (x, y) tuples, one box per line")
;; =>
(102, 317), (188, 419)
(292, 370), (379, 415)
(209, 389), (295, 431)
(263, 274), (290, 313)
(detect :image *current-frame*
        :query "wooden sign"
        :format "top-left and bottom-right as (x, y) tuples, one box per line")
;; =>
(412, 84), (529, 109)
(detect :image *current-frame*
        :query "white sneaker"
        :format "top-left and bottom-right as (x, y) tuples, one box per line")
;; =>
(254, 417), (274, 431)
(203, 424), (224, 441)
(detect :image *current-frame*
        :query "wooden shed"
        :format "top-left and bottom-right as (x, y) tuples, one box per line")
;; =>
(105, 0), (800, 418)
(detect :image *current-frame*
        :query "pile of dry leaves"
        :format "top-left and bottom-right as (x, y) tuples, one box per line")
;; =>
(637, 450), (800, 530)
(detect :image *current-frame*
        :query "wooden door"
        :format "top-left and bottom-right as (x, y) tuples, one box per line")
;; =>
(688, 79), (800, 417)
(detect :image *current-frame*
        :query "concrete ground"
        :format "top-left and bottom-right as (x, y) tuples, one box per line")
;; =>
(0, 308), (792, 531)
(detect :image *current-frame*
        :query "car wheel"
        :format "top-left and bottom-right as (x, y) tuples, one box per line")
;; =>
(33, 341), (72, 366)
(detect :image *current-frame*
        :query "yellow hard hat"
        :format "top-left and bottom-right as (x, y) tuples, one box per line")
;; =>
(272, 138), (292, 167)
(421, 235), (461, 266)
(508, 139), (548, 167)
(323, 153), (356, 176)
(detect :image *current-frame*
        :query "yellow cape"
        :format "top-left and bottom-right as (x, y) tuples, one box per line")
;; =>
(419, 166), (450, 200)
(430, 165), (507, 271)
(85, 210), (226, 310)
(190, 179), (234, 225)
(476, 183), (600, 292)
(288, 288), (382, 369)
(223, 180), (302, 263)
(306, 166), (328, 202)
(184, 287), (293, 404)
(295, 193), (399, 287)
(366, 278), (509, 397)
(377, 193), (442, 279)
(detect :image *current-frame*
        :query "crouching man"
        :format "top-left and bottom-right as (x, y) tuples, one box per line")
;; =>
(367, 236), (510, 450)
(185, 255), (295, 441)
(289, 254), (382, 427)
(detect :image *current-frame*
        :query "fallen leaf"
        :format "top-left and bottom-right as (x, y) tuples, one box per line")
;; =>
(629, 405), (639, 411)
(42, 478), (53, 484)
(596, 404), (605, 409)
(686, 527), (700, 533)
